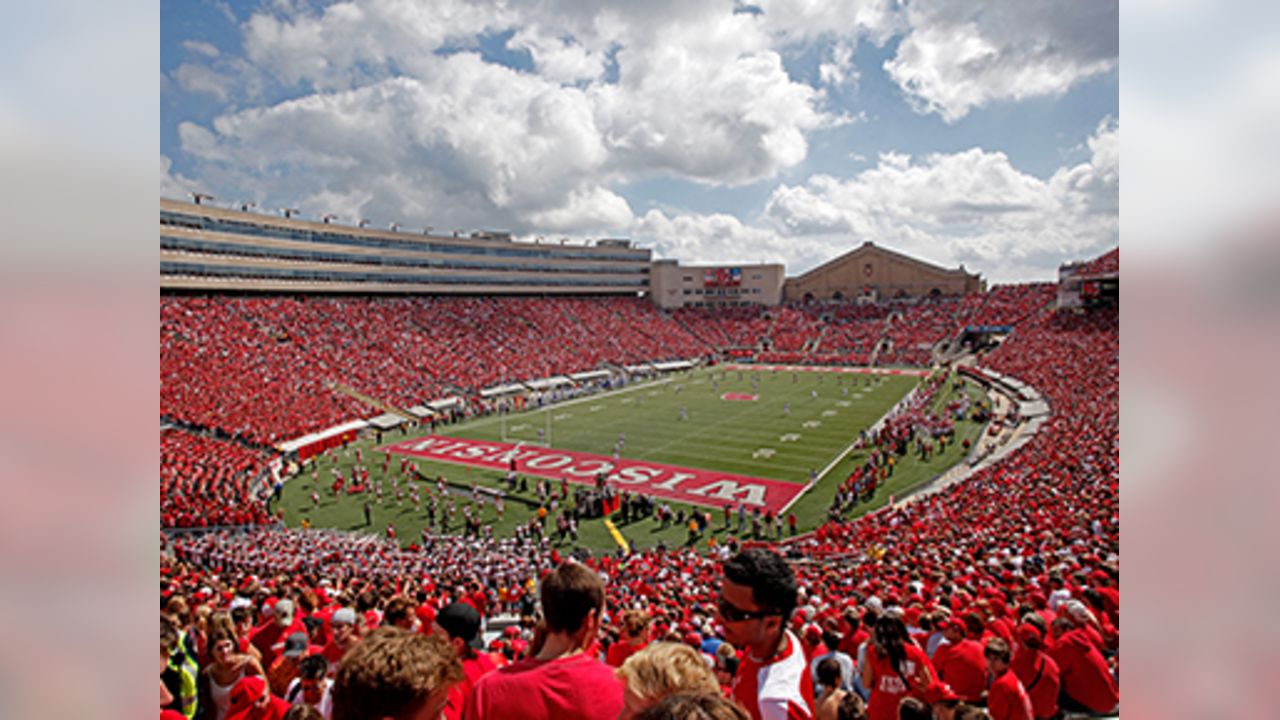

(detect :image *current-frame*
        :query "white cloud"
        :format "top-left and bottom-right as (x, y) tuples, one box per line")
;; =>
(507, 27), (608, 84)
(527, 186), (634, 232)
(178, 1), (841, 236)
(753, 0), (901, 46)
(761, 119), (1119, 281)
(182, 40), (220, 58)
(819, 41), (859, 89)
(177, 59), (623, 232)
(884, 0), (1117, 122)
(165, 0), (1118, 277)
(160, 155), (199, 199)
(633, 208), (797, 265)
(173, 63), (233, 102)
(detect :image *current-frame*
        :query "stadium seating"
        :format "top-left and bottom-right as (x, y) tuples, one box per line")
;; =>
(161, 260), (1119, 714)
(162, 296), (710, 445)
(161, 429), (274, 528)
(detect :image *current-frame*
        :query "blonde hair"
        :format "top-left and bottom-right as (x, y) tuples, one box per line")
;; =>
(616, 642), (719, 705)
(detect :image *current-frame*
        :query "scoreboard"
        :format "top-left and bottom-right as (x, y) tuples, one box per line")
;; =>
(703, 267), (742, 287)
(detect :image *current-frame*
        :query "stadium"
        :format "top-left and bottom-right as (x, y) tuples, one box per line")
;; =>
(160, 195), (1117, 718)
(160, 5), (1118, 719)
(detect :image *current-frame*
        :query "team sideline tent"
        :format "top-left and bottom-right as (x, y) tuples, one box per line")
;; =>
(523, 376), (573, 390)
(569, 369), (612, 382)
(480, 383), (526, 398)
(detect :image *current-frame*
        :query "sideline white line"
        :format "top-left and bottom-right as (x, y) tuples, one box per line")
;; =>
(776, 375), (926, 516)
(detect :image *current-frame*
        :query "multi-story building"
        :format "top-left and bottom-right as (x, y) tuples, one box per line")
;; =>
(160, 199), (651, 294)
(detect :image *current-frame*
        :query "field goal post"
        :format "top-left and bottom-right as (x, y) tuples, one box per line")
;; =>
(500, 404), (553, 447)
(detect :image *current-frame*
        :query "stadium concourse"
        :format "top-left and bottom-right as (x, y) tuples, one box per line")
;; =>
(160, 256), (1117, 720)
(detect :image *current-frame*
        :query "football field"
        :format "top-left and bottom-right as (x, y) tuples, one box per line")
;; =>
(277, 366), (986, 552)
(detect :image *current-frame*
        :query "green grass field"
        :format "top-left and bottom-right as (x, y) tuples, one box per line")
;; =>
(276, 367), (987, 553)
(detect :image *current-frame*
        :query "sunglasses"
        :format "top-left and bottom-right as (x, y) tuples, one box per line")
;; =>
(717, 596), (779, 622)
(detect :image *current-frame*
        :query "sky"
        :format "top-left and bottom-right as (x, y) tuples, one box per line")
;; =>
(160, 0), (1119, 283)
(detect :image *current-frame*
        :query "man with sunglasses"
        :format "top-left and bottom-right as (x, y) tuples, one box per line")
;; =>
(718, 548), (815, 720)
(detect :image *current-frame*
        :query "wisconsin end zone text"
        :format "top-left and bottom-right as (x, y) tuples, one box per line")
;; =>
(381, 435), (805, 513)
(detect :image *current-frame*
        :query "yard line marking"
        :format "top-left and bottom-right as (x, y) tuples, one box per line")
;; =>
(780, 433), (801, 442)
(803, 420), (822, 428)
(752, 448), (776, 459)
(821, 410), (837, 417)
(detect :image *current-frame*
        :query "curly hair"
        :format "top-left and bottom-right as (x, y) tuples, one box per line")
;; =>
(616, 642), (719, 705)
(722, 549), (797, 620)
(635, 692), (751, 720)
(331, 628), (463, 720)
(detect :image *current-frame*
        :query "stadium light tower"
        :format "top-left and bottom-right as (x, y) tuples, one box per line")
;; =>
(322, 213), (338, 224)
(190, 192), (214, 205)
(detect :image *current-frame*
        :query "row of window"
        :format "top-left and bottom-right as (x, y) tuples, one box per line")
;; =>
(159, 261), (648, 287)
(160, 212), (648, 263)
(160, 235), (649, 276)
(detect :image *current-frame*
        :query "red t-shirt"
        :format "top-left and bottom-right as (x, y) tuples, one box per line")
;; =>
(732, 630), (816, 720)
(931, 639), (986, 702)
(606, 639), (647, 668)
(249, 618), (306, 668)
(467, 652), (623, 720)
(987, 669), (1034, 720)
(1048, 629), (1118, 713)
(839, 629), (868, 659)
(865, 642), (933, 720)
(443, 652), (499, 720)
(1011, 648), (1060, 720)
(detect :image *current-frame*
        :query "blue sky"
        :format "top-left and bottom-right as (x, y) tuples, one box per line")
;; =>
(161, 0), (1118, 283)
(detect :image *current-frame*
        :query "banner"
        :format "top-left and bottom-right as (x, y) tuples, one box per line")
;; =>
(380, 435), (806, 514)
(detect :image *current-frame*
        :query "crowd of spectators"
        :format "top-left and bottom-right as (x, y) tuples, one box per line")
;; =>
(162, 430), (275, 529)
(878, 300), (965, 367)
(672, 306), (772, 349)
(161, 258), (1119, 719)
(1072, 250), (1118, 277)
(958, 285), (1057, 330)
(163, 296), (710, 446)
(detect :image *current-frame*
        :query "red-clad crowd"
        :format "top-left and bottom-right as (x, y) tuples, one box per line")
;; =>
(162, 430), (275, 529)
(163, 296), (710, 446)
(877, 299), (965, 367)
(1072, 249), (1118, 277)
(673, 306), (772, 348)
(162, 296), (1118, 720)
(959, 284), (1057, 330)
(161, 249), (1118, 719)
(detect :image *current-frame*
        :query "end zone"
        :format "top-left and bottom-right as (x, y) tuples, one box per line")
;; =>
(380, 435), (805, 514)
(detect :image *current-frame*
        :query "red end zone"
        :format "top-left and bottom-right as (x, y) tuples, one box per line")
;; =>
(380, 435), (805, 514)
